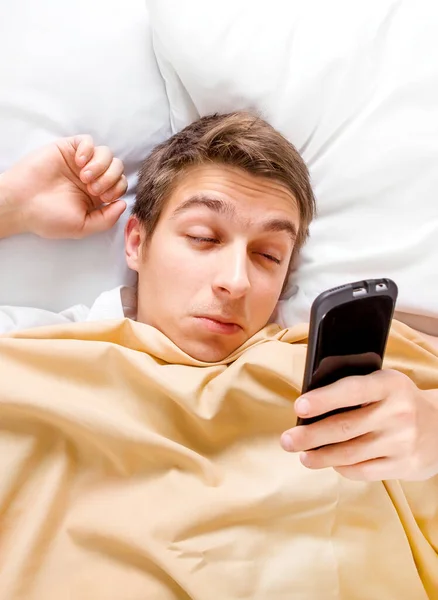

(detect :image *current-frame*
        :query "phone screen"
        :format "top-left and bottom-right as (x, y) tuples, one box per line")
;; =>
(307, 295), (394, 392)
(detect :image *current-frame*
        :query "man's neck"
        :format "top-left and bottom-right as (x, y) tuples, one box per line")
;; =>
(121, 286), (138, 320)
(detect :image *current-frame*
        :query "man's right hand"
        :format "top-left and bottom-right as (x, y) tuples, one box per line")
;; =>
(0, 135), (128, 239)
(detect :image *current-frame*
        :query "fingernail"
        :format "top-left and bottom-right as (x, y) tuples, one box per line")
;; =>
(82, 170), (93, 182)
(77, 155), (86, 167)
(300, 451), (310, 466)
(280, 432), (294, 452)
(295, 397), (310, 416)
(90, 182), (100, 194)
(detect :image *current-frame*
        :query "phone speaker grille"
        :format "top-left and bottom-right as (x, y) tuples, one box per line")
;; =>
(328, 284), (347, 293)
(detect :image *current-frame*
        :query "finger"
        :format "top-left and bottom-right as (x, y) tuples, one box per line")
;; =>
(100, 175), (128, 203)
(294, 369), (404, 420)
(87, 158), (125, 196)
(281, 402), (382, 452)
(334, 458), (400, 482)
(72, 135), (94, 168)
(81, 200), (127, 237)
(79, 145), (113, 185)
(299, 431), (387, 470)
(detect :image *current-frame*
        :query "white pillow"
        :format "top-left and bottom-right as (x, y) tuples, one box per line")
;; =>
(148, 0), (438, 328)
(0, 0), (170, 311)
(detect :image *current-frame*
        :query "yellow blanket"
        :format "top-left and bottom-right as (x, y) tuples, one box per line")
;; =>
(0, 319), (437, 600)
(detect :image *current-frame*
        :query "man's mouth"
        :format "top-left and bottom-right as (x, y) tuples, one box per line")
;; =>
(195, 316), (242, 335)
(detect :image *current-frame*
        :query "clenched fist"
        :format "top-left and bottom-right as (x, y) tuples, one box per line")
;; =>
(0, 135), (128, 239)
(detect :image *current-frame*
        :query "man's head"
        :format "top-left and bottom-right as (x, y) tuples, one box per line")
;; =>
(125, 112), (315, 361)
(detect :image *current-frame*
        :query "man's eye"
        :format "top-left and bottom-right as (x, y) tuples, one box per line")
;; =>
(260, 253), (281, 265)
(187, 236), (280, 263)
(187, 235), (219, 244)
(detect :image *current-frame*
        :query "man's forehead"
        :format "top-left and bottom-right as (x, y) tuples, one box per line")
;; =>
(165, 164), (299, 224)
(170, 163), (296, 201)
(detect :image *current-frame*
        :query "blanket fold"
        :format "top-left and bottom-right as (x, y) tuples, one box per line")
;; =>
(0, 319), (437, 599)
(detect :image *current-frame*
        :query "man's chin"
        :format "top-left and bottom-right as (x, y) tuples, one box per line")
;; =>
(177, 337), (244, 363)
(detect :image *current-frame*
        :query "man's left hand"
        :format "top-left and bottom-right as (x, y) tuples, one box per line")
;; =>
(280, 369), (438, 481)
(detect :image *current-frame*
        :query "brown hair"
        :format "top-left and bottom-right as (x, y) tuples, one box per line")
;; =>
(133, 111), (316, 254)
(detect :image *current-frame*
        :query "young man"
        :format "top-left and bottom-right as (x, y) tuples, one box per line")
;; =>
(1, 112), (437, 483)
(0, 113), (313, 362)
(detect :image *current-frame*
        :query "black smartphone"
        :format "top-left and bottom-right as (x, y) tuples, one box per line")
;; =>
(296, 278), (398, 426)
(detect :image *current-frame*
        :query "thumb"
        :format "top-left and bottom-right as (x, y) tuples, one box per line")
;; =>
(82, 200), (127, 236)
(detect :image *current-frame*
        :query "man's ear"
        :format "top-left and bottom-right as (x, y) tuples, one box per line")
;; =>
(125, 216), (143, 272)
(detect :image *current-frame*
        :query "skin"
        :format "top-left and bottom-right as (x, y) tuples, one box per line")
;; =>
(281, 369), (438, 481)
(0, 135), (127, 239)
(125, 164), (300, 362)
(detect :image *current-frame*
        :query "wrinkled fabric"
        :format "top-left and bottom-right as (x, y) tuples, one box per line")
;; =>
(0, 319), (437, 600)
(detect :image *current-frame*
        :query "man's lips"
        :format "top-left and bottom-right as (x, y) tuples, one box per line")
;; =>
(195, 316), (242, 335)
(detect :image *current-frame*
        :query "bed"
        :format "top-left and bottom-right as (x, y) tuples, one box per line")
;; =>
(0, 1), (437, 598)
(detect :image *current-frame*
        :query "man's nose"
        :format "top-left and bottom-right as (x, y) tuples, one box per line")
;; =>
(213, 244), (251, 298)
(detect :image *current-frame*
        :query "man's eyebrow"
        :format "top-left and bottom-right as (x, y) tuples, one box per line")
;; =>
(260, 218), (298, 243)
(170, 195), (236, 219)
(170, 193), (298, 242)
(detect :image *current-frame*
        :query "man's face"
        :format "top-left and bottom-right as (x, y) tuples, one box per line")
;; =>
(125, 165), (300, 362)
